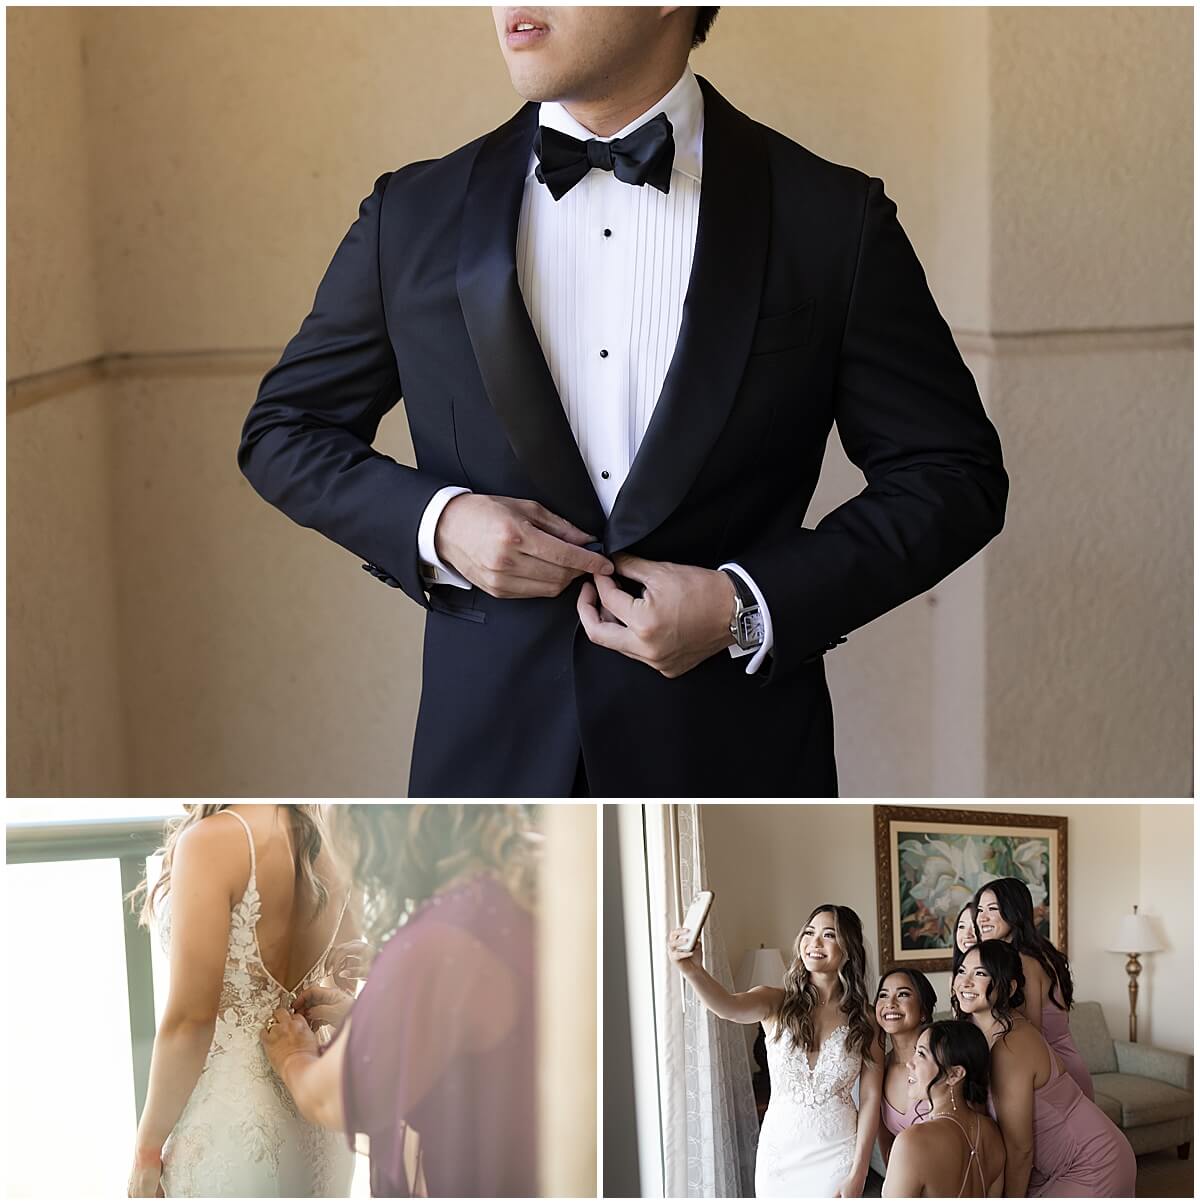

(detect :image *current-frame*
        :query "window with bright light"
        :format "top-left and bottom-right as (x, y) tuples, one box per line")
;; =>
(5, 805), (370, 1199)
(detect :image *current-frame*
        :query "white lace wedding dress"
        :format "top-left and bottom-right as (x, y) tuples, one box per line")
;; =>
(755, 1022), (861, 1198)
(158, 811), (355, 1197)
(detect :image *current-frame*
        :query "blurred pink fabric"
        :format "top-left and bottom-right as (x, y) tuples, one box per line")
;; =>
(341, 874), (537, 1197)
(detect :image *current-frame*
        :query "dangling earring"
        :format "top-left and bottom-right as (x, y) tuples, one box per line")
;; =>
(951, 1086), (958, 1112)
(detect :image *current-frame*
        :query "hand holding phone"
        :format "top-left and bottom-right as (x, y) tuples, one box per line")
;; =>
(677, 890), (714, 954)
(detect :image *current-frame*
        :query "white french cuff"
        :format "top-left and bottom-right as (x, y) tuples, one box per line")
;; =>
(718, 561), (774, 675)
(417, 485), (473, 590)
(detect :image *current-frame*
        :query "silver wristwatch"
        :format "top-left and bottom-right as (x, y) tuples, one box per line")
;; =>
(722, 568), (764, 652)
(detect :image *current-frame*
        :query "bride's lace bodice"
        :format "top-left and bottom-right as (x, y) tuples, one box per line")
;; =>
(157, 811), (353, 1197)
(764, 1023), (860, 1119)
(757, 1020), (862, 1187)
(159, 834), (346, 1055)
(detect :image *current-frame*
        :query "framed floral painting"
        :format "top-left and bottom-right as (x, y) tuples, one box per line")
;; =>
(873, 806), (1068, 972)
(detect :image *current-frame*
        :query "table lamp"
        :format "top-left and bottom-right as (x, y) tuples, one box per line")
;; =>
(737, 945), (786, 1072)
(1107, 905), (1165, 1042)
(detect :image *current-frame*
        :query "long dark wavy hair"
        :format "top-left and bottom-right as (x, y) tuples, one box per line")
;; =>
(914, 1020), (991, 1121)
(775, 904), (875, 1065)
(333, 805), (539, 950)
(131, 804), (328, 926)
(973, 877), (1073, 1010)
(951, 900), (978, 985)
(876, 967), (938, 1026)
(954, 939), (1026, 1036)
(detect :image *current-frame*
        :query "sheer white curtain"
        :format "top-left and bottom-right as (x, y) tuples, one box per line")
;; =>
(646, 804), (759, 1197)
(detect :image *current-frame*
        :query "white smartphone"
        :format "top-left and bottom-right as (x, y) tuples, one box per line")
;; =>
(678, 890), (715, 954)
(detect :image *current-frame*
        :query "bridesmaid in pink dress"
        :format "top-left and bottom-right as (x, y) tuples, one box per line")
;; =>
(973, 878), (1094, 1100)
(874, 967), (937, 1165)
(957, 941), (1135, 1197)
(949, 901), (979, 1013)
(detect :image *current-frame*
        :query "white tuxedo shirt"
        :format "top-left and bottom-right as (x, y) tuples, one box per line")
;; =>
(417, 63), (774, 672)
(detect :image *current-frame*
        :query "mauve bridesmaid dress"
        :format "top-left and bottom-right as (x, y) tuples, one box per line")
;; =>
(1027, 1032), (1135, 1197)
(881, 1093), (920, 1137)
(1040, 998), (1095, 1101)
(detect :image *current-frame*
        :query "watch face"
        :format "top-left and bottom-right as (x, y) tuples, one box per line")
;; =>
(737, 610), (764, 650)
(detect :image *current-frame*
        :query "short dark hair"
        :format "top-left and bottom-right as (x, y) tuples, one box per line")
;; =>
(692, 7), (721, 49)
(917, 1021), (991, 1119)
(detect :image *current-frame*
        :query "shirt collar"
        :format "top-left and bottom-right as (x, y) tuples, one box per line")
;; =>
(528, 63), (703, 185)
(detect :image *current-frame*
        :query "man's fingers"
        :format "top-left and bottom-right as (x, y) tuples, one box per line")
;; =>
(522, 525), (614, 576)
(519, 501), (597, 547)
(593, 571), (639, 625)
(578, 584), (649, 662)
(612, 552), (658, 582)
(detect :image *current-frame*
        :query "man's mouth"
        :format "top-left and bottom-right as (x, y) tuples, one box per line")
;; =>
(506, 11), (550, 44)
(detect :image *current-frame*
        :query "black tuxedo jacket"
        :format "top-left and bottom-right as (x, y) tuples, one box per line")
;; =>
(239, 74), (1007, 797)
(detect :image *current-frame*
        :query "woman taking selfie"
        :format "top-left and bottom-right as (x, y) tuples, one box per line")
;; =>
(874, 968), (937, 1164)
(955, 941), (1134, 1197)
(972, 877), (1092, 1098)
(670, 903), (881, 1198)
(881, 1020), (1005, 1197)
(127, 805), (357, 1197)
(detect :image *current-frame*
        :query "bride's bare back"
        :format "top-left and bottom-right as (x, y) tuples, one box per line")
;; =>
(219, 805), (351, 990)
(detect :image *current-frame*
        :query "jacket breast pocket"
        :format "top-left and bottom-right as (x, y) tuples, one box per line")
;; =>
(749, 298), (815, 357)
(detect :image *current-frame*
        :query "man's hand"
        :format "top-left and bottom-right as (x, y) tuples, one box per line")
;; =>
(576, 554), (736, 679)
(435, 494), (614, 598)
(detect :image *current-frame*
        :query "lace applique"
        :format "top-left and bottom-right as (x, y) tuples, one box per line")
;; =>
(156, 845), (354, 1197)
(764, 1024), (861, 1140)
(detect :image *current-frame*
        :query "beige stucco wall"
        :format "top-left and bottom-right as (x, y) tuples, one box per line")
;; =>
(7, 7), (1192, 796)
(702, 802), (1193, 1054)
(7, 9), (123, 795)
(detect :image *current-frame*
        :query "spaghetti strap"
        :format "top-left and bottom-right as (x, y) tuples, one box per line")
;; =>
(220, 809), (257, 883)
(932, 1111), (985, 1198)
(309, 888), (353, 975)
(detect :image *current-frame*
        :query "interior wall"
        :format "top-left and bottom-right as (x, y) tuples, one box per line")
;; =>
(1136, 805), (1194, 1052)
(982, 6), (1193, 795)
(6, 8), (124, 795)
(701, 803), (1189, 1052)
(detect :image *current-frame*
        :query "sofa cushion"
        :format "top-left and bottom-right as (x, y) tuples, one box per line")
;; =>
(1091, 1073), (1194, 1128)
(1070, 1002), (1118, 1075)
(1092, 1089), (1122, 1124)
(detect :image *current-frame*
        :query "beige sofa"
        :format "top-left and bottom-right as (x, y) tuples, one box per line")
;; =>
(1070, 1000), (1193, 1158)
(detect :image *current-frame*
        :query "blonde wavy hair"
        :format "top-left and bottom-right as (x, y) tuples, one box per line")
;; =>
(130, 804), (328, 926)
(334, 805), (538, 950)
(773, 903), (877, 1066)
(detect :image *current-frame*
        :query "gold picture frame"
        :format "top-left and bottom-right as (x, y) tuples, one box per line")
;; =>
(874, 805), (1068, 973)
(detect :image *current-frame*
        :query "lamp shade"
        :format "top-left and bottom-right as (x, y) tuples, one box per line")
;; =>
(736, 946), (787, 992)
(1108, 911), (1165, 954)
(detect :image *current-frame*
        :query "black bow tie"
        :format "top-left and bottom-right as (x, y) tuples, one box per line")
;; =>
(533, 111), (675, 202)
